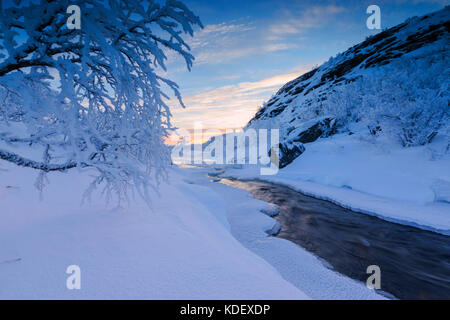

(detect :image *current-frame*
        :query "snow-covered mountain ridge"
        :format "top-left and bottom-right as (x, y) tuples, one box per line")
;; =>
(247, 6), (449, 167)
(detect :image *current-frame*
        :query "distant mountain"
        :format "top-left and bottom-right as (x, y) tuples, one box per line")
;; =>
(247, 7), (449, 168)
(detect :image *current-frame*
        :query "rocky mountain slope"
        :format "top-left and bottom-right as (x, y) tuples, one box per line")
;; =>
(247, 7), (449, 167)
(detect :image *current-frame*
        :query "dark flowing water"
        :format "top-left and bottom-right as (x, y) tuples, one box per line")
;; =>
(220, 178), (450, 300)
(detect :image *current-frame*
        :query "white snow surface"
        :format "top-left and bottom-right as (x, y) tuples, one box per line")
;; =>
(0, 159), (307, 299)
(0, 157), (386, 299)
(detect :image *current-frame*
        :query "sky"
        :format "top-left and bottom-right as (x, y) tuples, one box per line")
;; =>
(163, 0), (448, 143)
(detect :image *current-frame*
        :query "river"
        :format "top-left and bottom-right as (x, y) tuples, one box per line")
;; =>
(220, 178), (450, 300)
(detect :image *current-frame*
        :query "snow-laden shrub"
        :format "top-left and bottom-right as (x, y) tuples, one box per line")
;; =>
(322, 47), (449, 147)
(0, 1), (202, 202)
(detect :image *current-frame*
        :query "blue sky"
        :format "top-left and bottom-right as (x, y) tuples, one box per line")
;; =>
(164, 0), (448, 141)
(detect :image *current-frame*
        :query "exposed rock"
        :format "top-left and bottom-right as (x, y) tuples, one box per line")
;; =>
(270, 140), (305, 169)
(267, 118), (338, 168)
(291, 118), (337, 144)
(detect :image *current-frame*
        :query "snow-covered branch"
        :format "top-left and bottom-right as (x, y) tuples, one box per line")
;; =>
(0, 148), (79, 172)
(0, 0), (202, 202)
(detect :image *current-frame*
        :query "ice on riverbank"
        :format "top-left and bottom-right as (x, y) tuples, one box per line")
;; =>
(261, 203), (280, 217)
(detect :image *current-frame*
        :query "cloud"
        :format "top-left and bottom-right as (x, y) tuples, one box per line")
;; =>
(166, 4), (347, 67)
(171, 20), (300, 66)
(268, 5), (347, 38)
(269, 24), (304, 35)
(170, 67), (312, 132)
(188, 22), (255, 50)
(185, 21), (258, 65)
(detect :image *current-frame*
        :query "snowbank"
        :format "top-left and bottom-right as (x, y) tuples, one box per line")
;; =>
(0, 159), (308, 299)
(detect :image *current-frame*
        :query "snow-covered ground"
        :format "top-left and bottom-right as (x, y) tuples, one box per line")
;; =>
(220, 131), (450, 235)
(0, 157), (385, 299)
(0, 160), (307, 299)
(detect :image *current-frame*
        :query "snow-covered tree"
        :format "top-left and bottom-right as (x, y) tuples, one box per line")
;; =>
(0, 0), (202, 202)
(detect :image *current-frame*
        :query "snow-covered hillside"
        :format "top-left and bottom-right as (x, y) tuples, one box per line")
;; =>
(247, 6), (449, 167)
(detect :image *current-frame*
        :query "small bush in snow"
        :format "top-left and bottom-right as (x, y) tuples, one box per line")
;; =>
(322, 48), (449, 148)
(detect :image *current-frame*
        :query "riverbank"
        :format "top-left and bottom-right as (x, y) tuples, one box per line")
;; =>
(218, 133), (450, 235)
(180, 166), (384, 299)
(221, 178), (450, 299)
